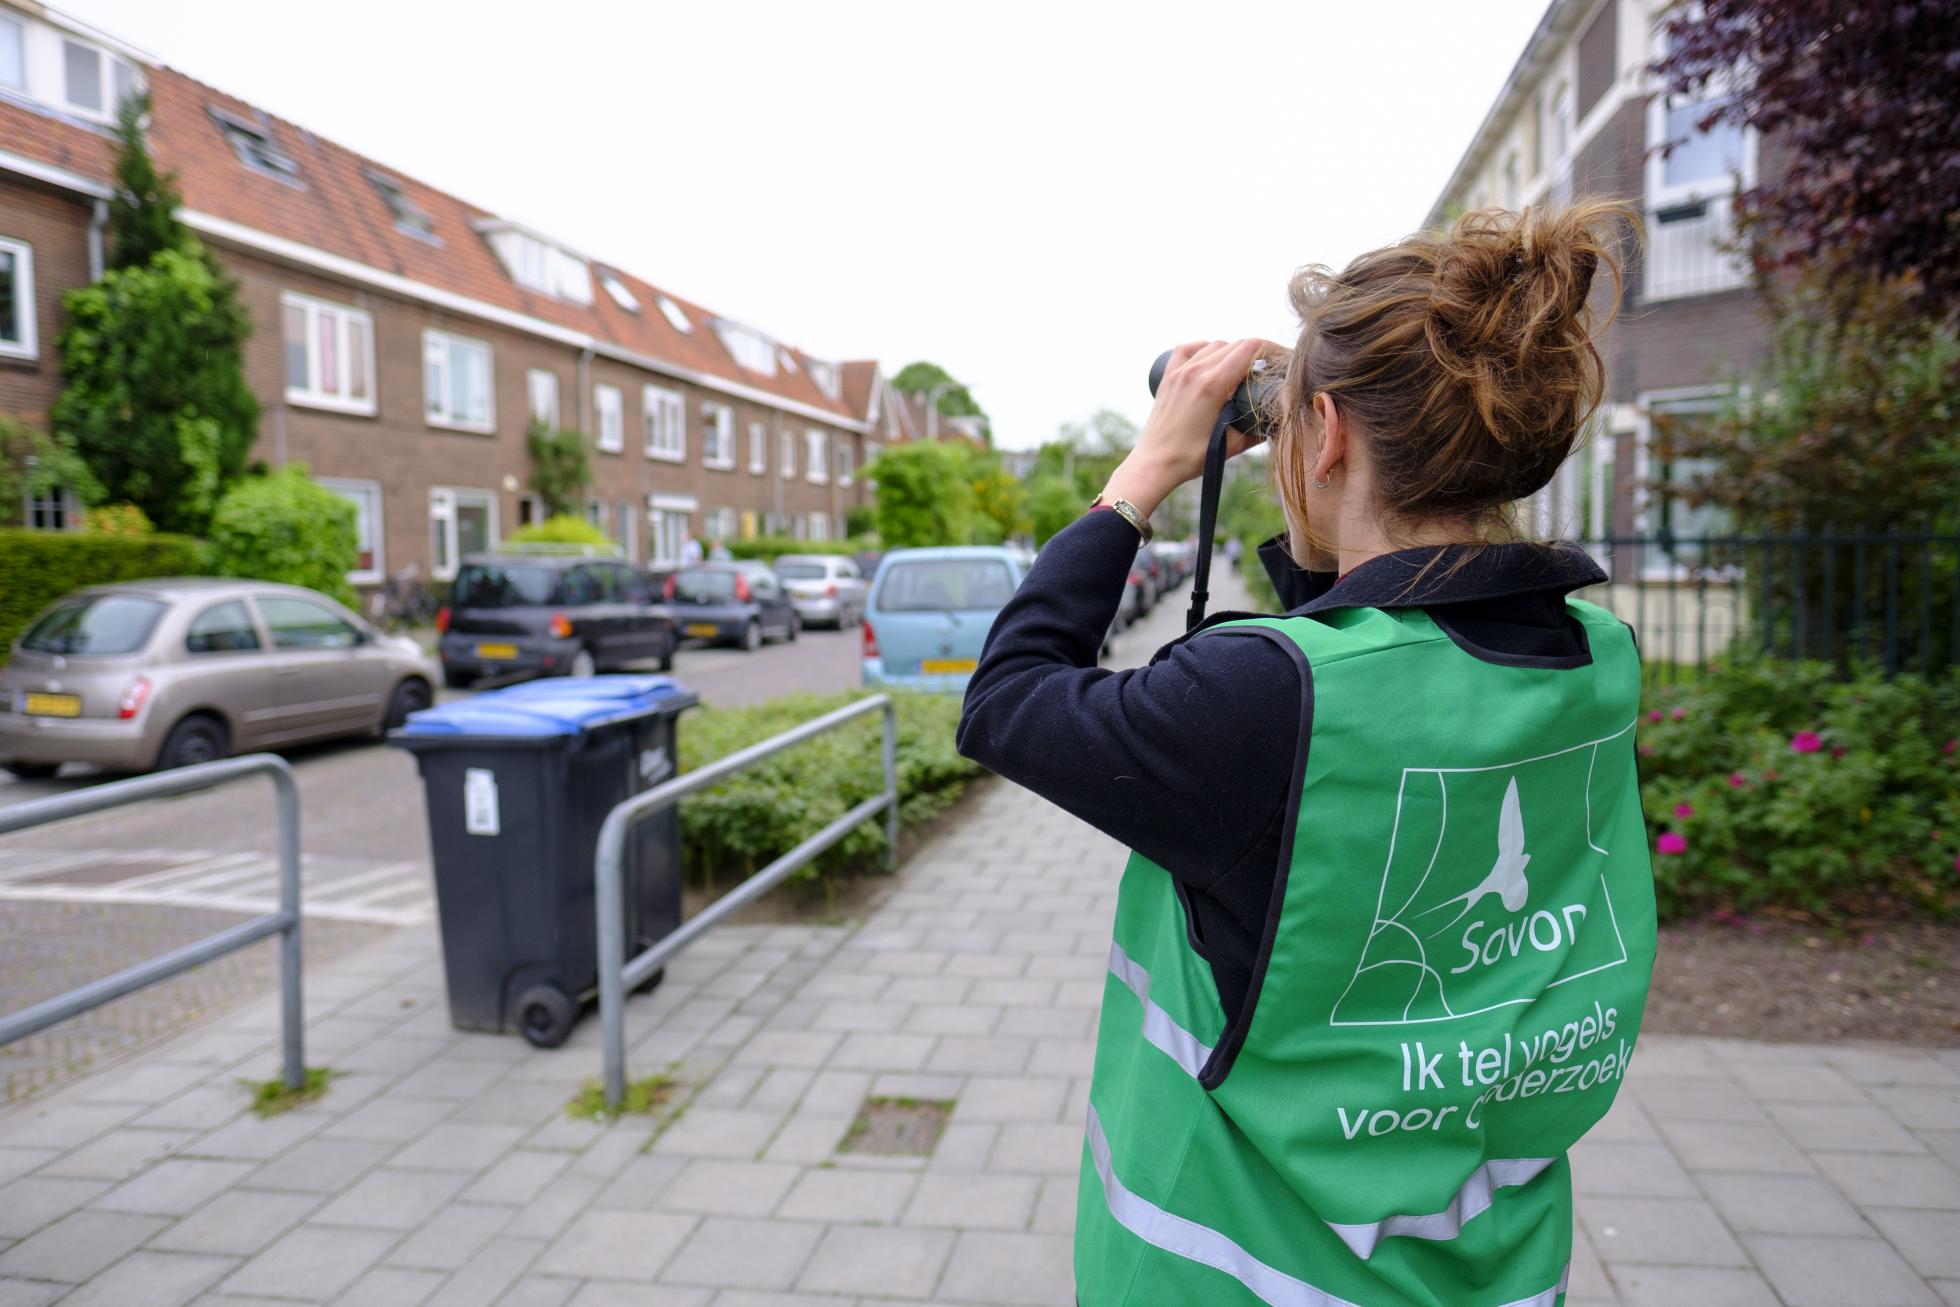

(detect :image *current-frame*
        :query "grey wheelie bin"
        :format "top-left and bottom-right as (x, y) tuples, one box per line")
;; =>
(390, 675), (697, 1047)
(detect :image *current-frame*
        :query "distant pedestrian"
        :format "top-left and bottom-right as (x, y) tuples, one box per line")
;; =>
(1223, 535), (1243, 567)
(708, 538), (733, 562)
(680, 535), (704, 566)
(959, 202), (1654, 1306)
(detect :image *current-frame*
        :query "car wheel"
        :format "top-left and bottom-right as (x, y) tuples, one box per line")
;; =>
(657, 637), (676, 673)
(741, 620), (761, 652)
(383, 678), (433, 731)
(4, 760), (59, 780)
(786, 614), (800, 643)
(442, 668), (476, 691)
(568, 647), (597, 678)
(156, 714), (228, 772)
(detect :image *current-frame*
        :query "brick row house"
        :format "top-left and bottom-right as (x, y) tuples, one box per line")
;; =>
(0, 1), (888, 591)
(1427, 0), (1773, 558)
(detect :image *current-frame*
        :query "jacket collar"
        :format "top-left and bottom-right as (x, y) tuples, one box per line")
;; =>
(1260, 537), (1606, 615)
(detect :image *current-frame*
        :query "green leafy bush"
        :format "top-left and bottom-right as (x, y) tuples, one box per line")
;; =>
(1638, 661), (1960, 919)
(724, 536), (875, 563)
(206, 466), (358, 608)
(508, 515), (612, 547)
(677, 690), (981, 885)
(527, 420), (592, 518)
(0, 528), (207, 655)
(84, 503), (153, 536)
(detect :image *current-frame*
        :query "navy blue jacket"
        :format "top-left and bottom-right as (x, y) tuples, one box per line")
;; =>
(956, 511), (1607, 1021)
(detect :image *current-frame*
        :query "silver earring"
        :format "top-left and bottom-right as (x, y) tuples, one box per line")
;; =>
(1311, 475), (1331, 490)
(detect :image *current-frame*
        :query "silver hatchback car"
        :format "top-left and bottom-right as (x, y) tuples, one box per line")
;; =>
(0, 578), (440, 777)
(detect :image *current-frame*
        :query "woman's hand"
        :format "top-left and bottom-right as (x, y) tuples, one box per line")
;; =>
(1099, 338), (1273, 519)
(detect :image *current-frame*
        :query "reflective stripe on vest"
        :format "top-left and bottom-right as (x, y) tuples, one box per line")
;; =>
(1086, 1104), (1571, 1307)
(1107, 939), (1213, 1078)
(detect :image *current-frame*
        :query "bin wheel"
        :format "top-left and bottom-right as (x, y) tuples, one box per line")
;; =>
(515, 984), (579, 1048)
(633, 966), (666, 995)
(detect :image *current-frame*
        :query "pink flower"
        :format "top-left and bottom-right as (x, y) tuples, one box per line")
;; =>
(1830, 746), (1847, 759)
(1943, 739), (1956, 756)
(1649, 709), (1664, 724)
(1728, 771), (1747, 789)
(1673, 802), (1695, 820)
(1639, 744), (1654, 757)
(1671, 707), (1687, 721)
(1790, 731), (1823, 754)
(1657, 832), (1688, 855)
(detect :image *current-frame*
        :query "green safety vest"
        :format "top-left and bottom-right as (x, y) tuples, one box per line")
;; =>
(1077, 599), (1656, 1306)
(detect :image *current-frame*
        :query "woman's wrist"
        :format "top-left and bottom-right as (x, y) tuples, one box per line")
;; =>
(1097, 451), (1184, 521)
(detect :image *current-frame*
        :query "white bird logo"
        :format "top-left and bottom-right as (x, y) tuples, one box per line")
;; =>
(1418, 776), (1532, 936)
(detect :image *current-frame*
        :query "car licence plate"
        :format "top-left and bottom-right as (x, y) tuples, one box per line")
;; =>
(685, 623), (720, 638)
(921, 659), (977, 675)
(475, 643), (519, 660)
(22, 692), (81, 718)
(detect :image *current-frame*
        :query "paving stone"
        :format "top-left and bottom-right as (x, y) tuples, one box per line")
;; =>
(150, 1188), (319, 1256)
(954, 1077), (1070, 1124)
(58, 1250), (236, 1307)
(41, 1127), (196, 1181)
(385, 1200), (513, 1271)
(241, 1137), (389, 1194)
(991, 1123), (1083, 1175)
(1656, 1120), (1815, 1174)
(390, 1122), (528, 1172)
(502, 1176), (601, 1241)
(1699, 1172), (1870, 1235)
(650, 1109), (784, 1159)
(905, 1172), (1041, 1230)
(312, 1167), (468, 1229)
(1770, 1102), (1930, 1154)
(1582, 1196), (1749, 1267)
(828, 1034), (936, 1072)
(654, 1159), (802, 1217)
(1031, 1173), (1079, 1233)
(1866, 1207), (1960, 1280)
(328, 1265), (446, 1307)
(903, 1005), (1000, 1038)
(929, 1123), (1000, 1173)
(0, 1176), (107, 1238)
(1612, 1265), (1780, 1306)
(1827, 1048), (1960, 1088)
(662, 1216), (824, 1290)
(322, 1094), (455, 1143)
(1744, 1233), (1940, 1307)
(0, 1209), (166, 1282)
(565, 1283), (710, 1307)
(131, 1087), (246, 1134)
(532, 1209), (695, 1280)
(420, 1232), (548, 1307)
(1569, 1141), (1697, 1197)
(462, 1151), (574, 1206)
(777, 1167), (916, 1222)
(937, 1230), (1074, 1305)
(217, 1223), (396, 1300)
(0, 1103), (134, 1151)
(797, 1225), (954, 1297)
(759, 1113), (850, 1165)
(1872, 1086), (1960, 1131)
(731, 1031), (843, 1069)
(188, 1110), (326, 1162)
(1811, 1150), (1960, 1209)
(491, 1273), (578, 1307)
(926, 1037), (1033, 1077)
(0, 1148), (56, 1188)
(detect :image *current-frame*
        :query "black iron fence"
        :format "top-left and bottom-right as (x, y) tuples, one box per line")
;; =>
(1569, 532), (1960, 681)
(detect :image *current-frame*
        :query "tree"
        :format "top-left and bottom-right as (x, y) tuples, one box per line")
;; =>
(1654, 1), (1960, 318)
(0, 419), (101, 528)
(891, 360), (989, 439)
(107, 93), (188, 272)
(527, 420), (592, 518)
(1025, 474), (1082, 545)
(864, 442), (976, 547)
(966, 449), (1029, 544)
(206, 466), (359, 608)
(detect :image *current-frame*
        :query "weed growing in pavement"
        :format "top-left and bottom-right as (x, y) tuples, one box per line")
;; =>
(240, 1067), (340, 1117)
(565, 1073), (679, 1122)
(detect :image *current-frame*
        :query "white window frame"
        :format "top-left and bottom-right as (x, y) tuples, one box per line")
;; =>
(281, 291), (375, 415)
(422, 329), (496, 434)
(643, 384), (685, 461)
(646, 493), (698, 569)
(703, 506), (737, 543)
(806, 512), (830, 541)
(748, 420), (767, 476)
(23, 484), (81, 531)
(0, 236), (35, 360)
(700, 402), (736, 470)
(319, 477), (385, 585)
(61, 38), (138, 124)
(526, 368), (559, 429)
(594, 383), (624, 454)
(428, 486), (499, 582)
(805, 429), (829, 484)
(835, 443), (854, 487)
(778, 427), (796, 480)
(0, 15), (23, 93)
(1632, 386), (1735, 580)
(1642, 45), (1757, 303)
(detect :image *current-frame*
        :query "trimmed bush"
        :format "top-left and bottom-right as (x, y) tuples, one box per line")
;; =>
(0, 528), (207, 655)
(677, 690), (980, 885)
(1638, 661), (1960, 919)
(205, 466), (358, 609)
(508, 515), (612, 547)
(724, 536), (876, 563)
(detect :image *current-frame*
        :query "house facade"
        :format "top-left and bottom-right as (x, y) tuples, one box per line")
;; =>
(1427, 0), (1772, 549)
(0, 1), (879, 585)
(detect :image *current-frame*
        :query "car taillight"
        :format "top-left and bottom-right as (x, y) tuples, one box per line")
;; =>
(117, 676), (151, 720)
(735, 575), (751, 602)
(825, 582), (838, 598)
(862, 620), (879, 658)
(435, 606), (450, 633)
(549, 612), (574, 639)
(663, 575), (676, 600)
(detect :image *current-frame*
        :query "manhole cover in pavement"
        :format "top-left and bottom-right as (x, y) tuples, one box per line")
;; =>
(840, 1096), (955, 1156)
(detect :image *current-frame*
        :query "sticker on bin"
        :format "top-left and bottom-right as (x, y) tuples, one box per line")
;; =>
(640, 746), (672, 783)
(464, 767), (500, 836)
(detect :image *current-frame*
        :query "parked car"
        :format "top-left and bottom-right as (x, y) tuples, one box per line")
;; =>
(665, 562), (799, 650)
(773, 554), (869, 629)
(861, 546), (1028, 694)
(438, 554), (676, 689)
(0, 579), (438, 777)
(1119, 564), (1149, 628)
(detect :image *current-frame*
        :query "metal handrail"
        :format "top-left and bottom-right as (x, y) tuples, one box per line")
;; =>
(595, 694), (897, 1109)
(0, 754), (305, 1091)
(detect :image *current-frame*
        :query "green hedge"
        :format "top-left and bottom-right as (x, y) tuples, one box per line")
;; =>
(0, 528), (208, 656)
(1639, 661), (1959, 919)
(678, 690), (980, 885)
(723, 535), (877, 563)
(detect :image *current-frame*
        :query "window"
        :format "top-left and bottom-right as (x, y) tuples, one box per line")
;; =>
(865, 440), (882, 467)
(594, 384), (624, 454)
(1637, 392), (1732, 571)
(423, 329), (494, 432)
(367, 172), (436, 240)
(1644, 42), (1754, 300)
(615, 502), (639, 563)
(213, 111), (300, 182)
(585, 496), (608, 530)
(713, 320), (777, 375)
(646, 495), (696, 568)
(0, 15), (23, 91)
(527, 368), (559, 429)
(319, 479), (384, 583)
(1501, 151), (1522, 210)
(1525, 93), (1542, 178)
(643, 384), (685, 460)
(484, 228), (592, 304)
(806, 512), (830, 541)
(835, 443), (854, 486)
(805, 429), (828, 483)
(597, 270), (639, 312)
(185, 601), (262, 655)
(780, 350), (799, 374)
(748, 421), (767, 475)
(24, 485), (80, 531)
(0, 237), (35, 360)
(701, 402), (735, 469)
(281, 293), (374, 414)
(20, 595), (165, 655)
(62, 39), (137, 120)
(429, 488), (498, 581)
(806, 359), (841, 401)
(257, 595), (360, 650)
(656, 296), (692, 334)
(779, 428), (796, 479)
(877, 558), (1018, 611)
(702, 506), (737, 543)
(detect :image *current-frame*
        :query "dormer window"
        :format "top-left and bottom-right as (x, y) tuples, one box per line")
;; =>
(713, 319), (777, 376)
(368, 172), (436, 240)
(480, 223), (592, 304)
(62, 38), (139, 122)
(779, 350), (799, 374)
(656, 296), (691, 334)
(1, 16), (24, 91)
(597, 270), (639, 312)
(806, 360), (841, 402)
(213, 110), (302, 183)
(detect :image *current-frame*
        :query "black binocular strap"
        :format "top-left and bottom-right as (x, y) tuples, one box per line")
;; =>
(1185, 410), (1234, 632)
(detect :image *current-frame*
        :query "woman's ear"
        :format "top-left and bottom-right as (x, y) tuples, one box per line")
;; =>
(1311, 393), (1347, 485)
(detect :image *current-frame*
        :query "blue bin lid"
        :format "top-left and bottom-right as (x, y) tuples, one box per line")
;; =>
(396, 675), (691, 739)
(489, 675), (684, 705)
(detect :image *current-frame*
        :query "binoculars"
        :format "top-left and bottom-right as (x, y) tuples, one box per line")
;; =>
(1147, 349), (1286, 443)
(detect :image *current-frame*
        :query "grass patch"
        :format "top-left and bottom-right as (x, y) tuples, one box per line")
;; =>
(240, 1067), (339, 1117)
(566, 1073), (680, 1122)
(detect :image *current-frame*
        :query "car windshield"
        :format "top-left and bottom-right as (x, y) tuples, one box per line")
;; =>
(775, 562), (827, 580)
(19, 595), (168, 656)
(672, 569), (737, 603)
(877, 559), (1017, 612)
(451, 564), (559, 608)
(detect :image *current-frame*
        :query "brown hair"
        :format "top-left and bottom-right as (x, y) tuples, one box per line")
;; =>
(1275, 201), (1635, 547)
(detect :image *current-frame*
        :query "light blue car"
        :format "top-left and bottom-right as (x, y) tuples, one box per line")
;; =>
(861, 546), (1028, 695)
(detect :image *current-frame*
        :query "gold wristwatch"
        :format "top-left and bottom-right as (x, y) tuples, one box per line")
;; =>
(1089, 493), (1152, 545)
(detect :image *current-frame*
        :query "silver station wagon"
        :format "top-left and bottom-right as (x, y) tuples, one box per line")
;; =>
(0, 578), (440, 777)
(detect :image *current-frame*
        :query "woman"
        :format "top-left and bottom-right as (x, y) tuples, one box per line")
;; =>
(959, 202), (1656, 1306)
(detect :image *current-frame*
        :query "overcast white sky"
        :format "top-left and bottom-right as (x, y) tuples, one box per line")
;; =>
(59, 0), (1544, 449)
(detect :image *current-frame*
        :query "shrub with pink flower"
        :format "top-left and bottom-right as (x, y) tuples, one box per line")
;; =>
(1649, 709), (1664, 723)
(1728, 771), (1747, 789)
(1670, 707), (1687, 721)
(1673, 802), (1694, 820)
(1790, 731), (1823, 754)
(1656, 832), (1688, 855)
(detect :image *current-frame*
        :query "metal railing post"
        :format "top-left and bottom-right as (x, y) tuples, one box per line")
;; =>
(882, 699), (898, 874)
(595, 804), (631, 1112)
(273, 761), (305, 1093)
